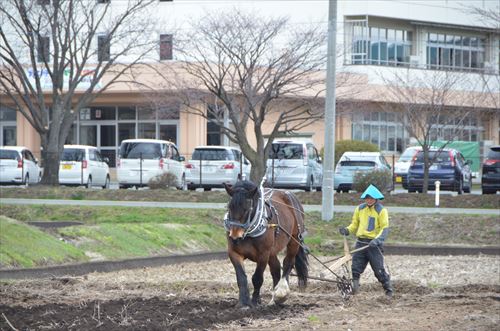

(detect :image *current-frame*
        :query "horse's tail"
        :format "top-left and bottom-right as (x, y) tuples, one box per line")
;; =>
(295, 244), (309, 289)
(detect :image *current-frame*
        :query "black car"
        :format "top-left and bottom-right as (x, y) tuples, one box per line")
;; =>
(407, 148), (472, 194)
(481, 146), (500, 194)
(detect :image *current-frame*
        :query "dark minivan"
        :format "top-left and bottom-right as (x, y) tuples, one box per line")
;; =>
(481, 146), (500, 194)
(407, 148), (472, 194)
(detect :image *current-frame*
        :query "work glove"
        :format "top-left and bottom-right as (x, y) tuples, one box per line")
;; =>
(338, 227), (349, 236)
(369, 238), (381, 247)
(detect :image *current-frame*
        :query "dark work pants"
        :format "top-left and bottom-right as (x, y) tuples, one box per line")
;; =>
(352, 239), (390, 288)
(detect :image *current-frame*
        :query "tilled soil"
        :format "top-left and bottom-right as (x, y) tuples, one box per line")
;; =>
(0, 255), (499, 330)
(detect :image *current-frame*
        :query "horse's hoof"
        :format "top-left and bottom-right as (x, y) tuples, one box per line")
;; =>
(236, 302), (253, 310)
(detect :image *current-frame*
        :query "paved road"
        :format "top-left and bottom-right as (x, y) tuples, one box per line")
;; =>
(1, 198), (498, 215)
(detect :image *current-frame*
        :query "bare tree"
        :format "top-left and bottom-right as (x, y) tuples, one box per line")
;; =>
(0, 0), (157, 185)
(382, 69), (485, 193)
(150, 10), (328, 182)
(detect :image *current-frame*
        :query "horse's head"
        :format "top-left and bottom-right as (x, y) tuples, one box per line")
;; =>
(224, 180), (259, 241)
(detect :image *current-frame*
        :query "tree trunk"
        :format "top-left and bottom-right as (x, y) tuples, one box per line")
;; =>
(250, 157), (267, 184)
(40, 131), (62, 185)
(422, 148), (429, 194)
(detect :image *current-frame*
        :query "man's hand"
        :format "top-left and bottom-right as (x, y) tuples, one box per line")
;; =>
(338, 227), (349, 236)
(369, 238), (380, 247)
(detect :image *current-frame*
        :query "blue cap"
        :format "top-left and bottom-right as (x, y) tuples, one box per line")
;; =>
(360, 184), (384, 200)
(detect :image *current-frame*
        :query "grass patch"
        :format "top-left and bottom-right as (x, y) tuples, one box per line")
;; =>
(0, 216), (87, 268)
(1, 204), (498, 268)
(58, 222), (226, 260)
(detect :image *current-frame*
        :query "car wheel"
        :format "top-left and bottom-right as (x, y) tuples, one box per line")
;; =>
(305, 177), (313, 192)
(336, 189), (341, 193)
(86, 176), (92, 189)
(463, 177), (472, 194)
(119, 184), (128, 189)
(408, 187), (415, 193)
(24, 174), (29, 188)
(38, 172), (42, 183)
(457, 179), (463, 195)
(482, 188), (493, 195)
(342, 189), (349, 193)
(102, 176), (110, 189)
(316, 185), (322, 192)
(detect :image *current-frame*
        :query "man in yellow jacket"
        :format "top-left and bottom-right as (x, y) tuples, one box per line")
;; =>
(339, 184), (393, 297)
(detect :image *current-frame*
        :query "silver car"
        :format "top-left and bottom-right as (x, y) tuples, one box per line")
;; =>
(185, 146), (250, 191)
(266, 140), (323, 191)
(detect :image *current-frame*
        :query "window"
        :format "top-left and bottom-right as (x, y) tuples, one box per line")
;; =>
(351, 111), (406, 153)
(98, 34), (110, 61)
(37, 36), (50, 63)
(429, 114), (483, 142)
(345, 19), (411, 66)
(426, 32), (485, 71)
(206, 104), (223, 145)
(160, 34), (173, 60)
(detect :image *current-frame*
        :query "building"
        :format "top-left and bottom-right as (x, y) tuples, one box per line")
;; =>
(1, 0), (499, 167)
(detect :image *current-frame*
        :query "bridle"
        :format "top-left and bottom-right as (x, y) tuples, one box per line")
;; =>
(224, 179), (268, 238)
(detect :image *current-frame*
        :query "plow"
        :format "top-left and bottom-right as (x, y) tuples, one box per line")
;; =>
(292, 237), (369, 299)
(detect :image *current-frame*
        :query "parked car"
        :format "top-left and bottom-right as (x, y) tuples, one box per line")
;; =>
(266, 140), (322, 191)
(59, 145), (110, 188)
(334, 152), (392, 193)
(407, 148), (472, 194)
(481, 145), (500, 194)
(117, 139), (186, 189)
(394, 146), (421, 189)
(185, 146), (250, 191)
(0, 146), (41, 186)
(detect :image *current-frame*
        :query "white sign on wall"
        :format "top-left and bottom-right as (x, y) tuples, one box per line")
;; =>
(26, 68), (102, 91)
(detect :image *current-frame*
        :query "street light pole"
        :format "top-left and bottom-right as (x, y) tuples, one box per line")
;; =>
(321, 0), (337, 221)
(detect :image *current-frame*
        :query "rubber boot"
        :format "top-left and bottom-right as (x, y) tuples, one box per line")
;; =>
(352, 279), (360, 295)
(383, 280), (393, 298)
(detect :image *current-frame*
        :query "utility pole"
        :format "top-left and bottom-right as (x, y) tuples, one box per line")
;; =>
(321, 0), (337, 221)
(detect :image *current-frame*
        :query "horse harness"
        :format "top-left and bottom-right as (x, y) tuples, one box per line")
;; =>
(224, 184), (305, 240)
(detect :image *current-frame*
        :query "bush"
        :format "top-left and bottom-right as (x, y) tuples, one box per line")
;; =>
(352, 170), (393, 194)
(320, 140), (380, 166)
(149, 172), (178, 190)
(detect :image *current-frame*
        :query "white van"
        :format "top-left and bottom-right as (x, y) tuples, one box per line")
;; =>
(185, 146), (251, 191)
(59, 145), (110, 188)
(0, 146), (42, 186)
(266, 140), (323, 191)
(117, 139), (186, 189)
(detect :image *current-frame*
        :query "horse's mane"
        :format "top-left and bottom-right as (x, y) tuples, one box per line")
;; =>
(228, 180), (257, 211)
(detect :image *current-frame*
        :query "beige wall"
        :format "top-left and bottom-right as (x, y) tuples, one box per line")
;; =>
(16, 111), (41, 159)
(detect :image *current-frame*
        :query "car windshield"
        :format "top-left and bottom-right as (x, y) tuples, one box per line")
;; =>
(120, 143), (162, 159)
(192, 149), (235, 161)
(269, 143), (303, 160)
(487, 148), (500, 159)
(399, 148), (419, 161)
(61, 149), (85, 161)
(0, 150), (19, 160)
(339, 160), (376, 167)
(415, 151), (452, 164)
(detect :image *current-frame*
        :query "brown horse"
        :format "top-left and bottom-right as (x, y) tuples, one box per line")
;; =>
(223, 180), (309, 308)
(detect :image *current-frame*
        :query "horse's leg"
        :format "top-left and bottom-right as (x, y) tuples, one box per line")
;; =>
(229, 253), (252, 308)
(268, 254), (281, 288)
(251, 254), (269, 306)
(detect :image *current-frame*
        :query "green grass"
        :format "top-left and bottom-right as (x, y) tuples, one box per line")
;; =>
(58, 222), (226, 260)
(0, 216), (87, 268)
(0, 204), (498, 268)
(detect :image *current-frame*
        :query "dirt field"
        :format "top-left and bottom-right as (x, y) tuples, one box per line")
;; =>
(1, 255), (499, 330)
